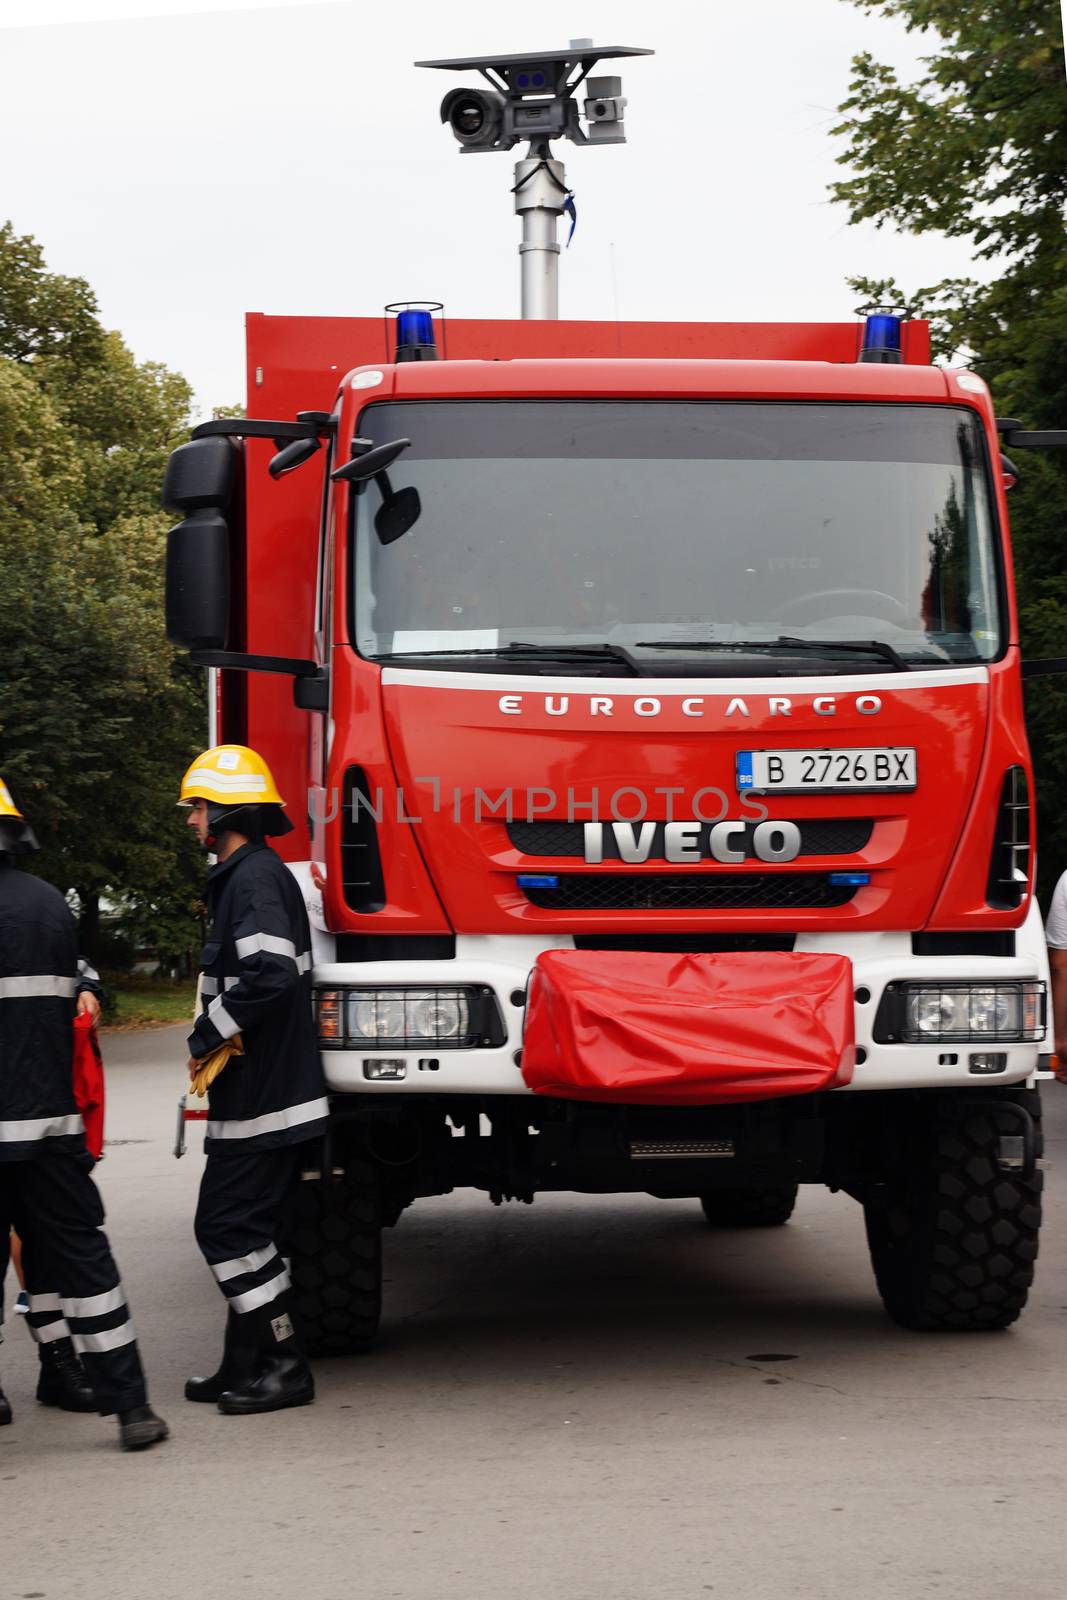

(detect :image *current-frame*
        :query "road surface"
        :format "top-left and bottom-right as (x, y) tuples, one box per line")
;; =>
(2, 1024), (1065, 1600)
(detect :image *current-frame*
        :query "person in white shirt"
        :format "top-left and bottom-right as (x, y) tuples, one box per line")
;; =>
(1043, 870), (1067, 1060)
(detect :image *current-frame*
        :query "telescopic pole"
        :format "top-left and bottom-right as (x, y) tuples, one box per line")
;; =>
(513, 144), (568, 320)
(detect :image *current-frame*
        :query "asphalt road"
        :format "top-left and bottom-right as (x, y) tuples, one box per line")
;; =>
(2, 1025), (1066, 1600)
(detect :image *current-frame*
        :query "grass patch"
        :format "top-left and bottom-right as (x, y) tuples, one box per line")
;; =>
(102, 973), (197, 1029)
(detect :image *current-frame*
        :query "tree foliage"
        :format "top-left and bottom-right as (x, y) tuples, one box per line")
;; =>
(832, 0), (1067, 895)
(0, 223), (206, 965)
(832, 2), (1066, 266)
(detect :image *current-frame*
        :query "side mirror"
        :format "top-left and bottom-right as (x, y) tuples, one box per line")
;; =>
(375, 483), (422, 545)
(269, 437), (321, 479)
(165, 509), (230, 650)
(331, 438), (411, 484)
(162, 436), (236, 512)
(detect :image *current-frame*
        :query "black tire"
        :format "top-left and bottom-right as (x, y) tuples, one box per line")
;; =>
(864, 1091), (1043, 1332)
(700, 1183), (798, 1227)
(290, 1163), (382, 1357)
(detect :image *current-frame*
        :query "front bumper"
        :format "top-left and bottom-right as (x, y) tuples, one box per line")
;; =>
(313, 908), (1051, 1097)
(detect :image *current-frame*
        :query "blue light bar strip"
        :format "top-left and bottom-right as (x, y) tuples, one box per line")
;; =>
(829, 872), (871, 887)
(517, 874), (559, 890)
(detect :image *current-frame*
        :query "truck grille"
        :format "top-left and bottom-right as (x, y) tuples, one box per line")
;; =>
(630, 1138), (735, 1159)
(506, 818), (872, 859)
(520, 874), (858, 911)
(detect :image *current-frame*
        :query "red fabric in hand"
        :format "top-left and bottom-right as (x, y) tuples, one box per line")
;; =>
(521, 949), (855, 1105)
(72, 1012), (106, 1160)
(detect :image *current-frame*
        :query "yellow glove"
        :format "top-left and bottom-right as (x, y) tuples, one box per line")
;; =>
(189, 1036), (244, 1098)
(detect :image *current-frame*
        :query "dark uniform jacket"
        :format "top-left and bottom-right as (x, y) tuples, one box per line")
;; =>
(189, 841), (328, 1156)
(0, 858), (97, 1163)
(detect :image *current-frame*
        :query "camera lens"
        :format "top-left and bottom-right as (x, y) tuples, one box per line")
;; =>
(453, 98), (485, 136)
(593, 101), (608, 117)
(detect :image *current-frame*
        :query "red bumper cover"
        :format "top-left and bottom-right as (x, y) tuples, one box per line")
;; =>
(521, 950), (855, 1105)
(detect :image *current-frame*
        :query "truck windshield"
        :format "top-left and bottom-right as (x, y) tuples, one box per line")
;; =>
(350, 400), (1002, 671)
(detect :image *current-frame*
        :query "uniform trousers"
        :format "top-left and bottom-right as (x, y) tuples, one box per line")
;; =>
(0, 1152), (147, 1414)
(194, 1146), (303, 1319)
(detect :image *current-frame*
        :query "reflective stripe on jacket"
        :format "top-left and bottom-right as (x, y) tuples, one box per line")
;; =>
(189, 841), (328, 1154)
(0, 859), (87, 1162)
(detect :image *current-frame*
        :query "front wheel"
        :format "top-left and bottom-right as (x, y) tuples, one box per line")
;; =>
(864, 1091), (1042, 1332)
(290, 1162), (383, 1356)
(700, 1184), (798, 1227)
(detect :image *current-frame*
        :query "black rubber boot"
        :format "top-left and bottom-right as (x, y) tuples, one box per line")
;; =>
(118, 1405), (169, 1451)
(217, 1295), (314, 1416)
(0, 1381), (11, 1426)
(36, 1338), (96, 1412)
(185, 1311), (258, 1403)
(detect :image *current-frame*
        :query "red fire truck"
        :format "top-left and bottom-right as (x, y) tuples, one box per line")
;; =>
(163, 302), (1056, 1354)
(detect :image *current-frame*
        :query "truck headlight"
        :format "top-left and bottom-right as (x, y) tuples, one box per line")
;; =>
(315, 986), (505, 1050)
(349, 994), (407, 1041)
(874, 980), (1045, 1043)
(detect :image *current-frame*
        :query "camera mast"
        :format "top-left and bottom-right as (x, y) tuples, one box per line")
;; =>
(416, 41), (652, 321)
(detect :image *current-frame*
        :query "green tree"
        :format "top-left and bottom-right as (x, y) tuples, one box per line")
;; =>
(0, 224), (206, 966)
(831, 0), (1067, 892)
(0, 221), (104, 374)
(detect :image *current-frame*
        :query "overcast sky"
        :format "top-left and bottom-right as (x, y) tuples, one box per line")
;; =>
(0, 0), (1016, 418)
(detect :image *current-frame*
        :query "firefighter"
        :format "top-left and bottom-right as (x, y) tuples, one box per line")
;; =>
(11, 957), (103, 1414)
(180, 745), (327, 1415)
(0, 778), (167, 1450)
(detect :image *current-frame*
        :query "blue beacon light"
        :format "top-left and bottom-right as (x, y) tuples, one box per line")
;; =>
(386, 301), (442, 363)
(397, 308), (435, 348)
(859, 309), (903, 365)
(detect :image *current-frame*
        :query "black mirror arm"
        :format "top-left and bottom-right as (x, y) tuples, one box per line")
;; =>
(191, 414), (336, 443)
(189, 650), (329, 712)
(1021, 659), (1067, 679)
(996, 418), (1067, 451)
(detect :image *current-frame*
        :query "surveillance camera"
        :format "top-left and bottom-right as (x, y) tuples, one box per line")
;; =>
(583, 76), (627, 144)
(440, 87), (505, 151)
(420, 46), (651, 155)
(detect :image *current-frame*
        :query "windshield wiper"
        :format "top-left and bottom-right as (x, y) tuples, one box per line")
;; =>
(506, 642), (645, 675)
(374, 642), (645, 675)
(635, 636), (912, 671)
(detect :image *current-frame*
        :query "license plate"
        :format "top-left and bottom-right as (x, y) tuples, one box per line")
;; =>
(737, 747), (917, 793)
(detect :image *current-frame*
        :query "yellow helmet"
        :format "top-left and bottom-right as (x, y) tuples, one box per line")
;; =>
(179, 745), (292, 841)
(0, 777), (24, 822)
(179, 745), (285, 807)
(0, 775), (37, 851)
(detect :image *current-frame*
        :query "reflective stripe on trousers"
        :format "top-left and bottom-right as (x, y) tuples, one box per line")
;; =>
(28, 1292), (71, 1344)
(209, 1243), (290, 1314)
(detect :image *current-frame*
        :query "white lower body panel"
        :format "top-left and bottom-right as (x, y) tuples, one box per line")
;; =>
(313, 907), (1050, 1096)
